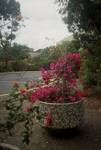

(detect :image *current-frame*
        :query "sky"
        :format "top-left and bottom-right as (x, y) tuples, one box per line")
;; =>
(16, 0), (71, 50)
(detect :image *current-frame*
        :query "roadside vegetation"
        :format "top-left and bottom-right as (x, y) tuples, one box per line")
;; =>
(0, 0), (101, 89)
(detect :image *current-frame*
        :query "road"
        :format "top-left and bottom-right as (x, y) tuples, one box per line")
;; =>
(0, 71), (41, 94)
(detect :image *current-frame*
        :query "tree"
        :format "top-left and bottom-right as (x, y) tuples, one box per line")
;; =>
(9, 43), (31, 71)
(56, 0), (101, 46)
(0, 0), (22, 67)
(0, 43), (31, 71)
(11, 43), (31, 61)
(0, 0), (22, 46)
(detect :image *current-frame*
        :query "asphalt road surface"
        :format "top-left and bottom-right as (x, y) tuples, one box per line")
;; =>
(0, 71), (41, 94)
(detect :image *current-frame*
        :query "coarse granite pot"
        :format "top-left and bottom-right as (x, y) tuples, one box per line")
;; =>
(37, 100), (84, 129)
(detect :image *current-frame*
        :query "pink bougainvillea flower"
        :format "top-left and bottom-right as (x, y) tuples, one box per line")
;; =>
(44, 113), (53, 126)
(68, 96), (76, 102)
(76, 90), (87, 98)
(30, 86), (58, 103)
(41, 68), (52, 84)
(69, 79), (77, 87)
(20, 88), (27, 96)
(30, 93), (38, 103)
(58, 96), (64, 103)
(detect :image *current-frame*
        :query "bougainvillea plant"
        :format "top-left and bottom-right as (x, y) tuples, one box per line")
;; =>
(31, 53), (83, 103)
(5, 53), (84, 144)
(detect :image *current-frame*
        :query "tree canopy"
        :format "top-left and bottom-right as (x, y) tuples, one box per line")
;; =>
(0, 0), (22, 68)
(0, 0), (21, 48)
(56, 0), (101, 46)
(11, 43), (31, 61)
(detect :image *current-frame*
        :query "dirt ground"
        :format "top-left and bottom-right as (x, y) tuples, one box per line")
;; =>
(0, 95), (101, 150)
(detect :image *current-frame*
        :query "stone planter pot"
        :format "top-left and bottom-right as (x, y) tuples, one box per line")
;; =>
(37, 100), (84, 129)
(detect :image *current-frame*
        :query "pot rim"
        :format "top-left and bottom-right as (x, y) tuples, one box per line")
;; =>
(37, 100), (84, 106)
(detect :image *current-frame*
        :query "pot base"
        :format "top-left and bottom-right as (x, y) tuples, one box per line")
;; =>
(43, 126), (81, 138)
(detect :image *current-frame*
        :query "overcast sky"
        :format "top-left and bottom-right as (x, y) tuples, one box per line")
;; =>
(16, 0), (71, 50)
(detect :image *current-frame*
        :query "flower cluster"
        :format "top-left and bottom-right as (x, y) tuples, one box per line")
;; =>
(41, 53), (81, 82)
(41, 69), (52, 84)
(44, 113), (53, 126)
(30, 86), (58, 103)
(11, 53), (84, 104)
(30, 53), (84, 103)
